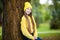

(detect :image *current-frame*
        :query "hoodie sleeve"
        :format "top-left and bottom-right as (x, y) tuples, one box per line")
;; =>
(21, 16), (34, 39)
(32, 16), (38, 37)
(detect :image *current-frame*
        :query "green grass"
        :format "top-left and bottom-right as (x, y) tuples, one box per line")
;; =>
(0, 36), (2, 40)
(38, 33), (60, 39)
(38, 23), (50, 31)
(0, 26), (2, 40)
(37, 23), (60, 39)
(37, 23), (60, 32)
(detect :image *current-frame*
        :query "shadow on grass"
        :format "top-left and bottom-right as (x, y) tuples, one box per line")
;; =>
(38, 33), (60, 40)
(0, 36), (2, 40)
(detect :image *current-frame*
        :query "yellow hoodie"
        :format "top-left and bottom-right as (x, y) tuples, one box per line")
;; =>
(21, 15), (38, 40)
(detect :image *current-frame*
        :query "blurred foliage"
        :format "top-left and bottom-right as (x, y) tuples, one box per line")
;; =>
(0, 0), (3, 9)
(31, 0), (52, 28)
(50, 0), (60, 29)
(31, 0), (60, 29)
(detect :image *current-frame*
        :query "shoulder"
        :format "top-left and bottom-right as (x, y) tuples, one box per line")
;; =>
(21, 15), (27, 23)
(21, 15), (26, 20)
(21, 15), (28, 22)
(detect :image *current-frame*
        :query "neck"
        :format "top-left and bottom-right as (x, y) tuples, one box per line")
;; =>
(24, 12), (30, 16)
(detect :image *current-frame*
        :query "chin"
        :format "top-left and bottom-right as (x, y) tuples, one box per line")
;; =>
(27, 13), (31, 15)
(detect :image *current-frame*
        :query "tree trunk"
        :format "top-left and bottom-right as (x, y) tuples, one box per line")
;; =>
(2, 0), (30, 40)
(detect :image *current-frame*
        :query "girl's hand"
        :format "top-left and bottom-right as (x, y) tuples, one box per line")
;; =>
(34, 36), (37, 40)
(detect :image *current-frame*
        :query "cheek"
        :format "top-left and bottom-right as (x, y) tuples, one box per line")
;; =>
(26, 10), (31, 13)
(30, 10), (31, 12)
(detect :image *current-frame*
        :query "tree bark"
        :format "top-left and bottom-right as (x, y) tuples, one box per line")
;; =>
(2, 0), (30, 40)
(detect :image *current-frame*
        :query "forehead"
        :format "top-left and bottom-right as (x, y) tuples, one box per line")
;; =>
(26, 8), (32, 9)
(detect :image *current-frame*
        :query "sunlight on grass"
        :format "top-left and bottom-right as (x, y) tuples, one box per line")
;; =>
(37, 23), (50, 32)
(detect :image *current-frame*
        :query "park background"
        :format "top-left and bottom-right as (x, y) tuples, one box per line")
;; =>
(0, 0), (60, 40)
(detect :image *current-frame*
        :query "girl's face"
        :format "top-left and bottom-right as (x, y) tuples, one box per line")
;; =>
(25, 8), (32, 15)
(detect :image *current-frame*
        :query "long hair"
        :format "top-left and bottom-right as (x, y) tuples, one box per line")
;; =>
(24, 12), (35, 33)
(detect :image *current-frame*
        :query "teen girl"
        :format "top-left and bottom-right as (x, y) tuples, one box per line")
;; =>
(21, 2), (41, 40)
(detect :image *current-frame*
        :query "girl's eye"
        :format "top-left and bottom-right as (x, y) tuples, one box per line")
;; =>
(27, 8), (31, 10)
